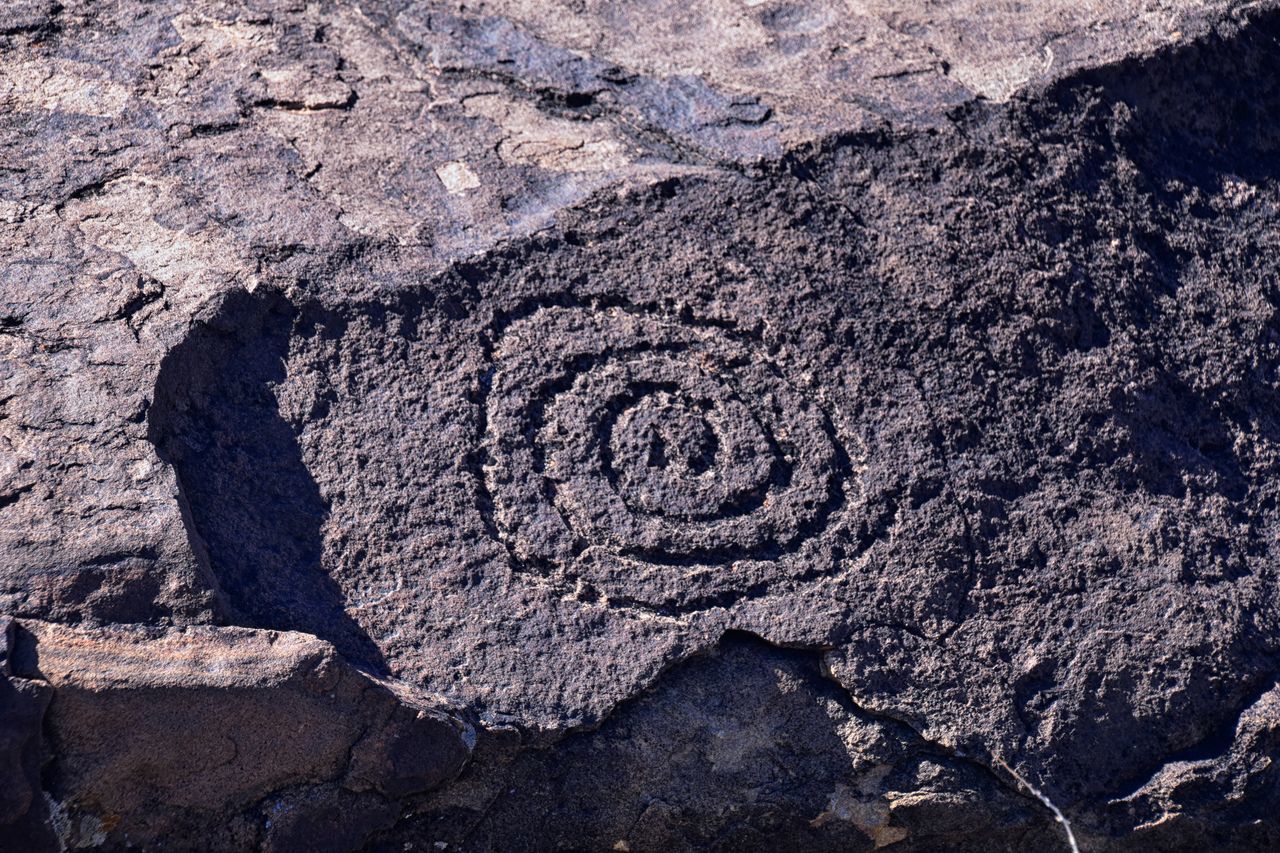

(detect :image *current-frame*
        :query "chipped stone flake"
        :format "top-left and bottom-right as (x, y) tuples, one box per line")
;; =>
(435, 161), (482, 195)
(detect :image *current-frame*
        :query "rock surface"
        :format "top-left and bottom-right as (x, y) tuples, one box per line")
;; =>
(4, 1), (1280, 851)
(6, 619), (472, 850)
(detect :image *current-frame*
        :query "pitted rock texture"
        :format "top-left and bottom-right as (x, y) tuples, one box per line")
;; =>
(481, 301), (863, 611)
(5, 1), (1280, 851)
(146, 234), (948, 729)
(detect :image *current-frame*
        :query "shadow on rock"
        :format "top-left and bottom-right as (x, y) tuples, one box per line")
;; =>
(373, 633), (1045, 853)
(148, 289), (386, 672)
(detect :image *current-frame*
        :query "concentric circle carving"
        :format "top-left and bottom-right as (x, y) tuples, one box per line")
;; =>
(481, 302), (862, 610)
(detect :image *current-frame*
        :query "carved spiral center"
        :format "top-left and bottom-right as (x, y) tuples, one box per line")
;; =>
(480, 302), (859, 609)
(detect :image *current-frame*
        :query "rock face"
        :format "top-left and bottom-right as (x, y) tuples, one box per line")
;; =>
(5, 620), (472, 850)
(4, 1), (1280, 851)
(0, 618), (54, 851)
(383, 634), (1045, 852)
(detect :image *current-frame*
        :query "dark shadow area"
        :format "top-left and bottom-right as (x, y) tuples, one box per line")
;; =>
(147, 289), (387, 672)
(1006, 11), (1280, 507)
(1062, 9), (1280, 192)
(0, 623), (55, 853)
(368, 633), (1044, 853)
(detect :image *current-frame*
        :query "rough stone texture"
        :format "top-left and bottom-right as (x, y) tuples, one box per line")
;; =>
(375, 634), (1047, 852)
(5, 620), (471, 850)
(4, 1), (1280, 851)
(0, 617), (55, 851)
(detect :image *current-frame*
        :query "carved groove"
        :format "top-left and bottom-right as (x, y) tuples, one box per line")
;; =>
(478, 300), (863, 610)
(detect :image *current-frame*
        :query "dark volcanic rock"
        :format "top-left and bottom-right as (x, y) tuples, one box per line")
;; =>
(372, 634), (1046, 852)
(4, 1), (1280, 851)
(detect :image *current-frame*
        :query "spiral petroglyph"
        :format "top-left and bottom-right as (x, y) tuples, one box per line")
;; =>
(480, 301), (863, 610)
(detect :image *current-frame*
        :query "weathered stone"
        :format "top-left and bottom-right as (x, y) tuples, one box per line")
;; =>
(260, 787), (400, 853)
(5, 621), (470, 850)
(4, 1), (1280, 850)
(0, 618), (55, 849)
(382, 635), (1050, 852)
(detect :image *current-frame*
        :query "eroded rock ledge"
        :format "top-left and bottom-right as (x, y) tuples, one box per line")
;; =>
(2, 618), (472, 850)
